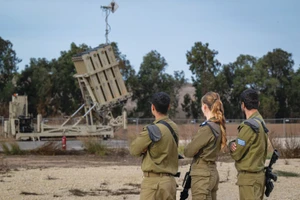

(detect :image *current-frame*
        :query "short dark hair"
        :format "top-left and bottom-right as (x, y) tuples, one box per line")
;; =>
(240, 88), (259, 110)
(151, 92), (170, 114)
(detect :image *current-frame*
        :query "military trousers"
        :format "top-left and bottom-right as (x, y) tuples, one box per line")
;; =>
(237, 171), (265, 200)
(190, 161), (219, 200)
(140, 174), (176, 200)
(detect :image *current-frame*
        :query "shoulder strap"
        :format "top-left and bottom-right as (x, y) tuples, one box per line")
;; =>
(243, 118), (260, 133)
(206, 121), (220, 139)
(253, 117), (269, 134)
(243, 117), (269, 134)
(200, 121), (220, 148)
(147, 125), (162, 142)
(157, 120), (178, 146)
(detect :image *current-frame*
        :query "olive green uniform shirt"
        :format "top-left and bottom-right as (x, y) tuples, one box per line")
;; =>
(130, 116), (179, 175)
(184, 119), (221, 163)
(230, 111), (268, 172)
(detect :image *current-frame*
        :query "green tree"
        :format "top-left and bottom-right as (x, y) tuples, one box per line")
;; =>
(185, 42), (221, 118)
(0, 37), (21, 106)
(219, 54), (280, 119)
(52, 43), (90, 116)
(256, 49), (294, 118)
(287, 68), (300, 117)
(181, 93), (199, 119)
(16, 58), (53, 116)
(132, 50), (186, 117)
(110, 42), (137, 117)
(163, 70), (186, 117)
(227, 55), (259, 118)
(110, 42), (137, 90)
(17, 43), (90, 116)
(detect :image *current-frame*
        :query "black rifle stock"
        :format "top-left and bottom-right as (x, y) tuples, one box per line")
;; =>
(265, 149), (279, 197)
(180, 166), (191, 200)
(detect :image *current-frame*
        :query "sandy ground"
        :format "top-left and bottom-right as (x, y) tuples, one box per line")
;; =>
(1, 155), (300, 200)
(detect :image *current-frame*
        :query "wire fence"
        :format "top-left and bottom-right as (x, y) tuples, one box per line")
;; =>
(1, 117), (300, 138)
(127, 118), (300, 138)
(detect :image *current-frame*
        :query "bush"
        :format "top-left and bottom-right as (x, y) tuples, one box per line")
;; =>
(270, 132), (300, 159)
(10, 142), (23, 155)
(30, 141), (61, 155)
(0, 143), (11, 155)
(0, 141), (24, 155)
(81, 137), (107, 156)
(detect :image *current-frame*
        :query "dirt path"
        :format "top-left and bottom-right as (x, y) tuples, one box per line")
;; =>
(1, 155), (300, 200)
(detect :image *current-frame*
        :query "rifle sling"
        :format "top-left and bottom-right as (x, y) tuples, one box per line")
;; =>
(157, 120), (178, 146)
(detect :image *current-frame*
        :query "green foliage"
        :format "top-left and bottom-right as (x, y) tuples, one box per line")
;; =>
(111, 42), (137, 89)
(257, 49), (294, 118)
(0, 37), (21, 113)
(0, 142), (24, 155)
(183, 41), (299, 119)
(110, 42), (137, 117)
(51, 43), (90, 115)
(181, 93), (199, 119)
(259, 94), (278, 118)
(0, 142), (10, 155)
(82, 138), (107, 156)
(9, 142), (23, 155)
(131, 50), (186, 117)
(16, 43), (90, 116)
(185, 42), (221, 118)
(1, 38), (300, 120)
(221, 55), (259, 118)
(287, 69), (300, 117)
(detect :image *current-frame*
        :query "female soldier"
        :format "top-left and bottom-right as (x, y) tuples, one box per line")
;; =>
(184, 92), (227, 200)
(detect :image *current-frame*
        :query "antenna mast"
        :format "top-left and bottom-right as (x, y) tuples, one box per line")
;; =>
(101, 1), (119, 44)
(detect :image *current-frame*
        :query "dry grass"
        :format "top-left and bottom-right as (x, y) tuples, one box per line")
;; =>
(79, 137), (107, 156)
(282, 132), (300, 158)
(269, 130), (300, 159)
(29, 141), (82, 156)
(29, 141), (62, 155)
(0, 139), (24, 155)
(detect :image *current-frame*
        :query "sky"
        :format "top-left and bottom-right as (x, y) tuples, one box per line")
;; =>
(1, 0), (300, 81)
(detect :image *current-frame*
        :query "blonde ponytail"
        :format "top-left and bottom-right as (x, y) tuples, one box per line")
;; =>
(202, 92), (227, 149)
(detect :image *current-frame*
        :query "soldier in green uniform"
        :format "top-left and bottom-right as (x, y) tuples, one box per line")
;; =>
(184, 92), (227, 200)
(229, 88), (268, 200)
(130, 92), (179, 200)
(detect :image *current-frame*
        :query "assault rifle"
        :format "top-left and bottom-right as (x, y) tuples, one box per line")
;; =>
(180, 166), (191, 200)
(265, 149), (279, 197)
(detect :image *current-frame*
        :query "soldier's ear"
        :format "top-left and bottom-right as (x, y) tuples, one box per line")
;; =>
(168, 104), (170, 110)
(202, 103), (208, 111)
(152, 104), (155, 112)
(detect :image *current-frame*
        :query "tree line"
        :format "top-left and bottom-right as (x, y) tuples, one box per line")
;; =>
(0, 36), (299, 119)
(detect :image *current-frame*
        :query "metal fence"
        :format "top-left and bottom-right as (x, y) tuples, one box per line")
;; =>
(128, 118), (300, 124)
(1, 117), (299, 138)
(127, 118), (300, 138)
(0, 116), (3, 137)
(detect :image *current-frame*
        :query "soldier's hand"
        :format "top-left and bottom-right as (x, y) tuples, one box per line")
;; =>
(230, 142), (237, 152)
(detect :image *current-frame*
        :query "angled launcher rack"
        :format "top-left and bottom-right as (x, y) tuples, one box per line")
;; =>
(6, 44), (131, 140)
(72, 44), (130, 112)
(69, 44), (132, 132)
